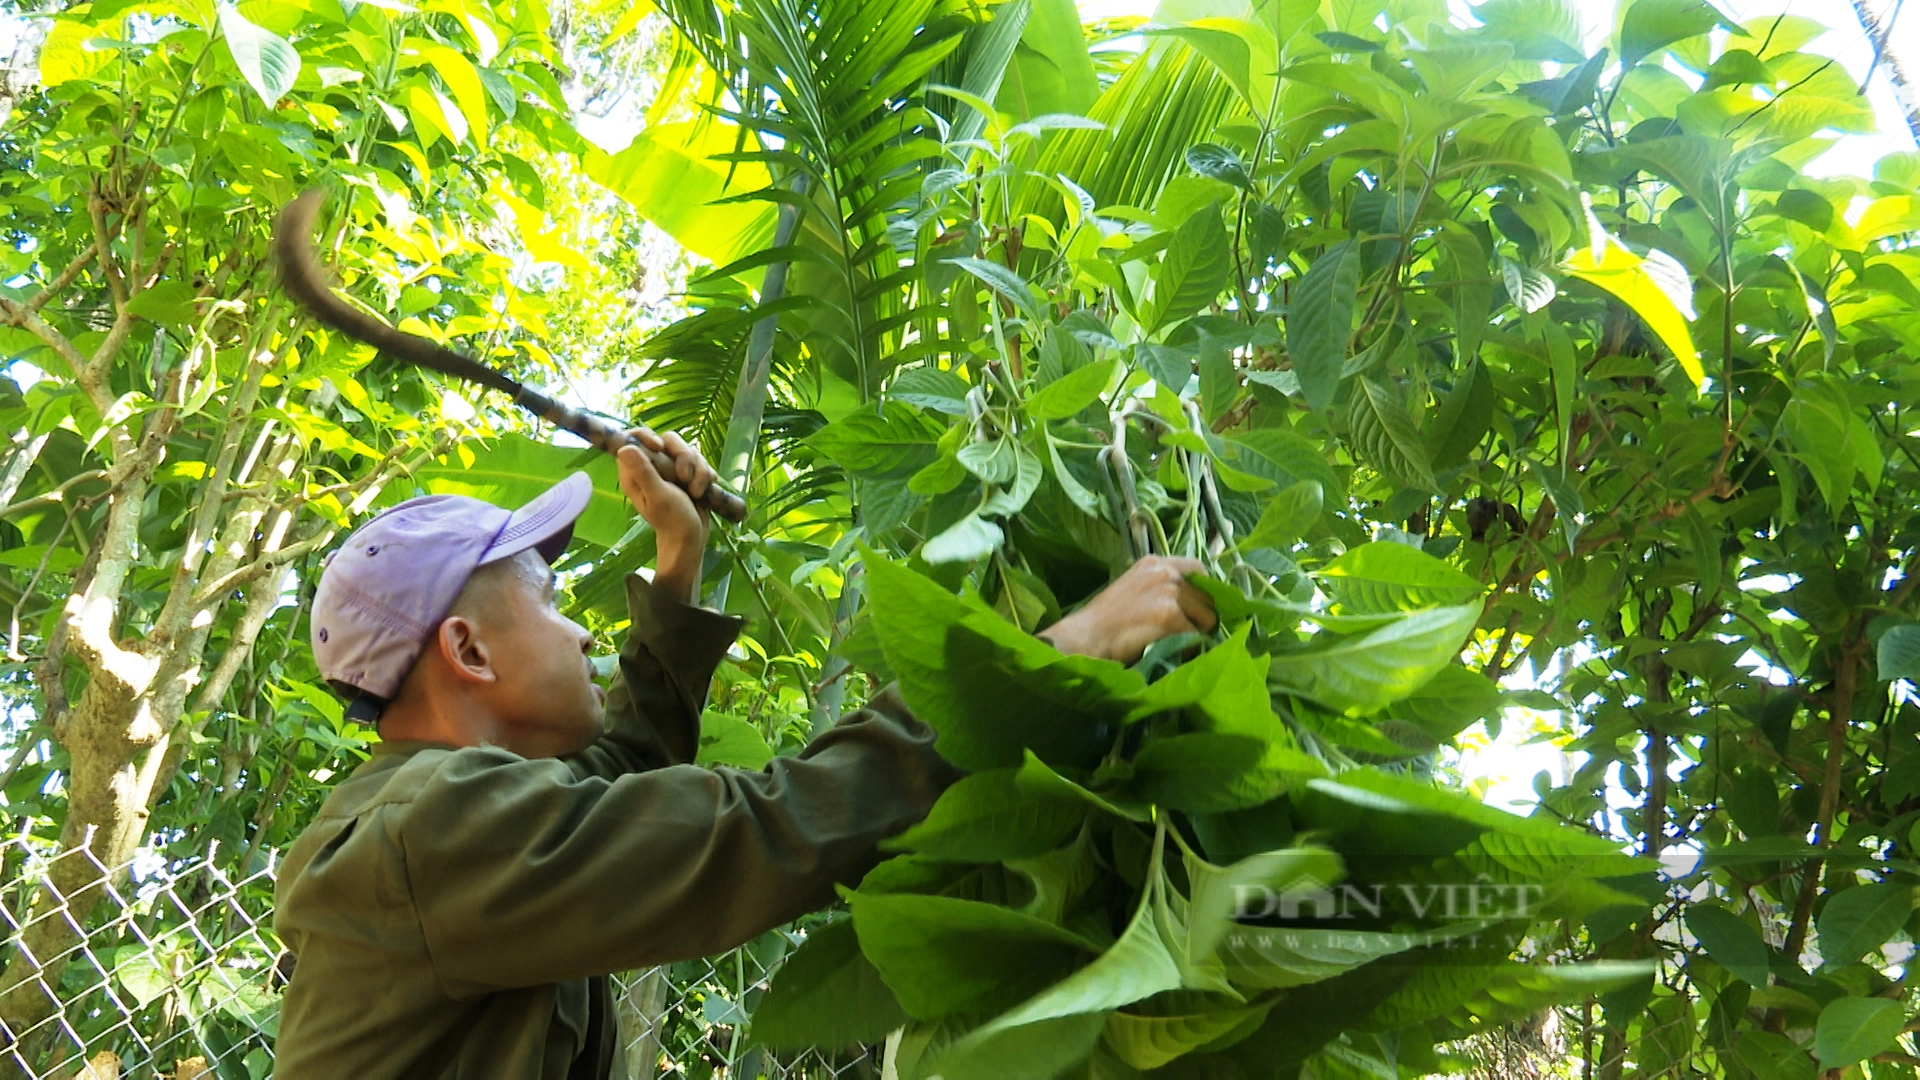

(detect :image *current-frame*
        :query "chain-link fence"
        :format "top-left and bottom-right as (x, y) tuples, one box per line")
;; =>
(0, 834), (867, 1079)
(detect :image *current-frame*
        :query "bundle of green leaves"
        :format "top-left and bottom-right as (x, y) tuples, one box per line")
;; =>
(568, 0), (1920, 1070)
(751, 551), (1655, 1078)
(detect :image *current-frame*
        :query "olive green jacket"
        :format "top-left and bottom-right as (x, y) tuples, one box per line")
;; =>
(272, 577), (960, 1078)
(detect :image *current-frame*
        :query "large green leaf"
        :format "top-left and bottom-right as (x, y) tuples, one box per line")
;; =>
(1781, 387), (1859, 514)
(1268, 604), (1481, 714)
(1185, 845), (1346, 960)
(1427, 359), (1494, 470)
(1815, 884), (1914, 966)
(1017, 751), (1148, 821)
(1151, 205), (1234, 332)
(219, 3), (301, 107)
(1306, 769), (1651, 868)
(1814, 996), (1907, 1068)
(804, 402), (948, 478)
(36, 20), (113, 87)
(995, 0), (1099, 120)
(864, 556), (1145, 770)
(922, 513), (1006, 565)
(1105, 1003), (1272, 1071)
(1563, 237), (1701, 389)
(1878, 624), (1920, 682)
(1242, 480), (1323, 550)
(1027, 356), (1115, 420)
(1732, 1029), (1819, 1080)
(1126, 628), (1277, 732)
(1347, 379), (1435, 491)
(751, 920), (910, 1049)
(1218, 923), (1473, 990)
(1286, 241), (1362, 411)
(949, 257), (1043, 321)
(927, 860), (1184, 1074)
(1395, 666), (1504, 740)
(695, 712), (775, 768)
(416, 44), (492, 150)
(882, 769), (1086, 862)
(1613, 136), (1746, 233)
(906, 1014), (1106, 1080)
(1685, 905), (1771, 987)
(1229, 430), (1343, 496)
(585, 121), (777, 265)
(1472, 829), (1651, 881)
(112, 947), (176, 1010)
(1132, 733), (1323, 813)
(1318, 542), (1484, 614)
(849, 890), (1093, 1019)
(1618, 0), (1727, 69)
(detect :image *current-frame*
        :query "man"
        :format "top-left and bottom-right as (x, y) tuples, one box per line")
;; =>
(272, 429), (1218, 1078)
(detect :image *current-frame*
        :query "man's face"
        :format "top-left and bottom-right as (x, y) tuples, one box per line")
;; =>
(466, 552), (603, 757)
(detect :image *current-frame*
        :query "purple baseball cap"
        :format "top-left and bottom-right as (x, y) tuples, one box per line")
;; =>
(311, 472), (594, 717)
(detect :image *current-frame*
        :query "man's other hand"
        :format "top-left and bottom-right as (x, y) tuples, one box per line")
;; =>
(616, 429), (714, 603)
(1037, 556), (1219, 664)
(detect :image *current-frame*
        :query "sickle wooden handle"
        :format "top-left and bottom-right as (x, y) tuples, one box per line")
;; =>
(511, 386), (750, 524)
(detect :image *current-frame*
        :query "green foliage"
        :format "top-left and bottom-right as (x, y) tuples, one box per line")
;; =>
(755, 557), (1646, 1074)
(13, 0), (1920, 1071)
(635, 0), (1920, 1070)
(1815, 996), (1908, 1069)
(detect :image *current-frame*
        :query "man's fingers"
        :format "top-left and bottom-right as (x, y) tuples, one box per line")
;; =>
(616, 444), (666, 502)
(625, 429), (719, 500)
(657, 431), (707, 488)
(687, 460), (713, 499)
(1174, 578), (1218, 633)
(1123, 556), (1215, 634)
(1143, 557), (1216, 632)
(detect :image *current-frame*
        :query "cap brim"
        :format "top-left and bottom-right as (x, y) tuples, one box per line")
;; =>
(479, 471), (593, 566)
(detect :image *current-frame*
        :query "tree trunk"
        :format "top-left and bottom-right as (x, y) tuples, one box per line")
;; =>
(1852, 0), (1920, 146)
(717, 176), (810, 494)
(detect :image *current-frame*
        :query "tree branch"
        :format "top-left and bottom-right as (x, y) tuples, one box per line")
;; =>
(188, 523), (335, 610)
(27, 248), (97, 313)
(88, 183), (128, 310)
(0, 469), (108, 519)
(186, 558), (300, 717)
(0, 297), (98, 399)
(1781, 631), (1868, 966)
(148, 346), (277, 647)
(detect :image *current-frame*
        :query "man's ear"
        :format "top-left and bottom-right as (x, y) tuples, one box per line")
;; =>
(434, 616), (497, 686)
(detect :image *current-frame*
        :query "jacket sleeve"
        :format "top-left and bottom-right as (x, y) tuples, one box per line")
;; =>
(401, 687), (964, 995)
(564, 574), (744, 780)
